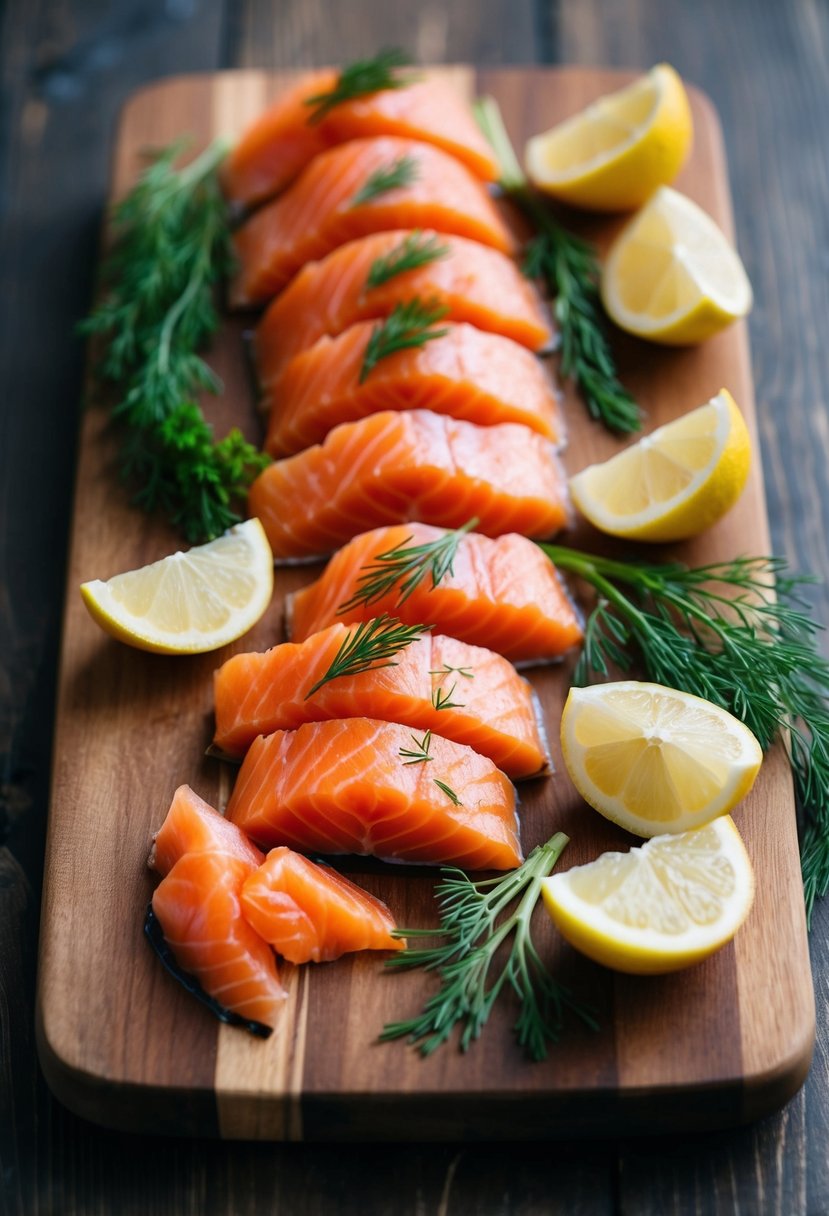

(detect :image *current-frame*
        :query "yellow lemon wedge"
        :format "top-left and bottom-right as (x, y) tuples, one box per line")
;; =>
(569, 389), (751, 542)
(601, 185), (753, 343)
(80, 518), (274, 654)
(560, 682), (763, 838)
(541, 816), (755, 974)
(525, 64), (692, 211)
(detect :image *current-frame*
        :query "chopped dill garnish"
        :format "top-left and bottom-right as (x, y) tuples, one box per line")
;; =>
(338, 518), (479, 612)
(433, 779), (462, 806)
(360, 297), (450, 383)
(431, 683), (465, 711)
(429, 663), (474, 679)
(304, 615), (429, 699)
(304, 49), (417, 124)
(352, 154), (419, 206)
(366, 230), (450, 289)
(399, 730), (433, 765)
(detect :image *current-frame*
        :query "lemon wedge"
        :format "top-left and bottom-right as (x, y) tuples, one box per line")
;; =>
(601, 185), (753, 343)
(569, 389), (751, 542)
(525, 64), (692, 211)
(560, 682), (763, 838)
(80, 519), (274, 654)
(541, 816), (755, 974)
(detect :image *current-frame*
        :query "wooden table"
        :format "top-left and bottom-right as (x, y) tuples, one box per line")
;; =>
(2, 0), (827, 1211)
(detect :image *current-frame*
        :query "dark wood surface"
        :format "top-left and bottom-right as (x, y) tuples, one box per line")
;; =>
(3, 0), (828, 1210)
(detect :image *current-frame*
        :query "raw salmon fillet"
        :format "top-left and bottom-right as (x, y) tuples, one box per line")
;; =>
(223, 70), (499, 206)
(247, 410), (570, 561)
(255, 230), (552, 380)
(287, 524), (583, 664)
(240, 847), (405, 963)
(152, 852), (287, 1026)
(226, 718), (522, 870)
(149, 783), (264, 876)
(231, 138), (514, 306)
(262, 321), (564, 457)
(212, 625), (549, 779)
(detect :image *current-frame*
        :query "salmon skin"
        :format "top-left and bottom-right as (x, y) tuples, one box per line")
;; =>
(230, 137), (515, 306)
(223, 70), (500, 207)
(262, 321), (564, 457)
(212, 624), (550, 779)
(287, 524), (584, 665)
(226, 718), (522, 870)
(149, 785), (286, 1026)
(247, 409), (571, 562)
(240, 847), (405, 963)
(255, 230), (553, 381)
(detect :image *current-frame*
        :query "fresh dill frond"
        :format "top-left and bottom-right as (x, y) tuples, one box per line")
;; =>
(381, 833), (597, 1059)
(473, 95), (643, 435)
(433, 779), (462, 806)
(304, 615), (429, 699)
(399, 730), (433, 765)
(541, 544), (829, 921)
(338, 518), (479, 612)
(429, 663), (474, 679)
(351, 154), (419, 206)
(304, 48), (417, 124)
(360, 298), (450, 382)
(80, 138), (268, 541)
(365, 230), (450, 289)
(431, 683), (464, 711)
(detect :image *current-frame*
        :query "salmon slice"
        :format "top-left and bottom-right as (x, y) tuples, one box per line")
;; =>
(247, 409), (570, 562)
(240, 847), (404, 963)
(223, 71), (500, 207)
(149, 783), (264, 876)
(255, 231), (552, 381)
(231, 138), (514, 306)
(262, 321), (564, 457)
(213, 625), (549, 778)
(287, 524), (583, 665)
(152, 852), (287, 1026)
(226, 718), (522, 870)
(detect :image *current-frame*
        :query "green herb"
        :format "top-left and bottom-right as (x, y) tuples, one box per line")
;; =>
(366, 231), (450, 289)
(399, 730), (433, 765)
(429, 663), (474, 679)
(338, 518), (479, 612)
(541, 544), (829, 921)
(433, 779), (462, 806)
(305, 615), (429, 699)
(352, 154), (418, 206)
(360, 298), (450, 383)
(381, 833), (596, 1059)
(431, 683), (464, 711)
(304, 49), (417, 124)
(474, 95), (643, 434)
(79, 139), (269, 542)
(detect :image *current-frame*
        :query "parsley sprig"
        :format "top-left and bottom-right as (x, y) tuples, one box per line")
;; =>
(80, 139), (269, 541)
(381, 833), (596, 1059)
(474, 95), (643, 434)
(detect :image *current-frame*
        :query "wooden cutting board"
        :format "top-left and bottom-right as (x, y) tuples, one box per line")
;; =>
(37, 67), (815, 1141)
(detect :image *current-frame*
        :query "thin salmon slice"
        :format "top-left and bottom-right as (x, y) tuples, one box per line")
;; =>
(226, 718), (522, 870)
(213, 625), (549, 778)
(152, 852), (287, 1026)
(255, 230), (552, 380)
(223, 71), (500, 207)
(247, 409), (570, 562)
(149, 783), (264, 876)
(230, 138), (514, 306)
(240, 847), (405, 963)
(287, 524), (583, 664)
(262, 321), (564, 457)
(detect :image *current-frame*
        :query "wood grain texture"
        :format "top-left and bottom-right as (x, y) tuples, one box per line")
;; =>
(35, 65), (814, 1143)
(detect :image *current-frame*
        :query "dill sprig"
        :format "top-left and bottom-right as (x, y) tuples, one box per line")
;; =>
(433, 779), (462, 806)
(429, 663), (474, 679)
(360, 298), (450, 383)
(432, 683), (464, 711)
(399, 730), (433, 764)
(80, 138), (269, 542)
(305, 615), (429, 698)
(381, 833), (596, 1059)
(366, 230), (450, 289)
(304, 49), (417, 124)
(474, 95), (643, 434)
(338, 518), (479, 612)
(541, 544), (829, 920)
(352, 154), (418, 206)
